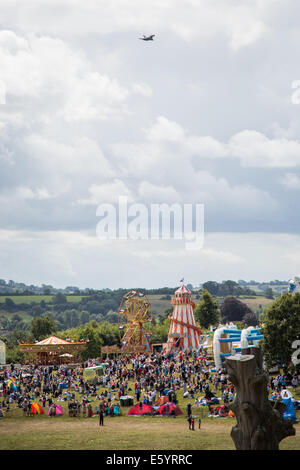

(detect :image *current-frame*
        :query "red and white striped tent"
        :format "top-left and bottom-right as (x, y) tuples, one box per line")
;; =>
(165, 285), (201, 353)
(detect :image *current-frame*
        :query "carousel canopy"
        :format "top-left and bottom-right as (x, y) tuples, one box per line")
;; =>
(19, 335), (87, 363)
(36, 336), (71, 345)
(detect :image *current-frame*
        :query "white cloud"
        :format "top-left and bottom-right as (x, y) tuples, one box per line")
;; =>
(0, 0), (281, 50)
(132, 83), (153, 97)
(0, 31), (131, 122)
(144, 116), (185, 142)
(24, 134), (114, 178)
(112, 117), (279, 216)
(0, 229), (297, 288)
(78, 179), (134, 205)
(228, 130), (300, 168)
(138, 181), (181, 203)
(15, 187), (57, 200)
(115, 117), (300, 172)
(280, 173), (300, 189)
(190, 171), (278, 216)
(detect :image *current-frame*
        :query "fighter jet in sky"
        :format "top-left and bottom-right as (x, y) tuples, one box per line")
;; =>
(139, 34), (155, 41)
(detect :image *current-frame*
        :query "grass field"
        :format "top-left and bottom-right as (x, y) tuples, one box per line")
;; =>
(148, 294), (275, 317)
(0, 295), (85, 304)
(0, 293), (274, 314)
(147, 295), (171, 316)
(1, 373), (299, 450)
(241, 296), (274, 312)
(1, 410), (299, 450)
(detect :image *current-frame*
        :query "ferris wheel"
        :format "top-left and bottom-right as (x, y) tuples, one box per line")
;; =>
(118, 290), (152, 352)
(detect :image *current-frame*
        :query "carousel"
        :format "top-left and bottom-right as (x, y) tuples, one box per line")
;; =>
(19, 335), (87, 365)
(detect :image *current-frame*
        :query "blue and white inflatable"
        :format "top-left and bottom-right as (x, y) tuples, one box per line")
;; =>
(213, 323), (263, 370)
(288, 279), (296, 293)
(288, 276), (300, 294)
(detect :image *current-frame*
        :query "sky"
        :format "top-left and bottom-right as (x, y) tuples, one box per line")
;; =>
(0, 0), (300, 289)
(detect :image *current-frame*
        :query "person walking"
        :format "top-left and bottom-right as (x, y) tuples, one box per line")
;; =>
(191, 418), (195, 431)
(99, 409), (104, 426)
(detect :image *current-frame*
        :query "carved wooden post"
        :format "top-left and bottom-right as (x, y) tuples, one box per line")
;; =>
(224, 347), (295, 450)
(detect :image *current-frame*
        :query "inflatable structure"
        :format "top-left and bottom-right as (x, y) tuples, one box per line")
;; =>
(213, 324), (263, 370)
(288, 276), (300, 294)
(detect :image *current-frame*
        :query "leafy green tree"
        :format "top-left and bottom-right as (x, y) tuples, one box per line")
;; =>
(80, 311), (90, 324)
(4, 329), (32, 364)
(52, 293), (67, 305)
(220, 297), (253, 323)
(4, 329), (32, 348)
(85, 300), (102, 315)
(6, 347), (25, 364)
(242, 311), (259, 327)
(97, 322), (119, 346)
(61, 321), (119, 359)
(65, 310), (72, 328)
(218, 280), (240, 296)
(202, 281), (219, 296)
(4, 298), (15, 311)
(31, 305), (43, 317)
(149, 318), (170, 343)
(264, 287), (274, 299)
(11, 314), (22, 322)
(71, 310), (80, 327)
(105, 311), (118, 323)
(194, 289), (220, 329)
(31, 316), (57, 340)
(80, 325), (103, 360)
(262, 293), (300, 371)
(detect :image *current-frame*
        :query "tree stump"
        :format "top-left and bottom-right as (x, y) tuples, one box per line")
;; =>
(224, 347), (295, 450)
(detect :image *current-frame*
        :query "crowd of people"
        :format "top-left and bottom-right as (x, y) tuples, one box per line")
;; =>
(0, 348), (299, 422)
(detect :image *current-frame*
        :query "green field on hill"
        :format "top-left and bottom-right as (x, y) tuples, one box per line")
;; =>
(0, 295), (85, 304)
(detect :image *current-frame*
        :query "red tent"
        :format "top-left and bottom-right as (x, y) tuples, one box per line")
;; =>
(30, 402), (45, 415)
(156, 402), (182, 416)
(128, 403), (154, 416)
